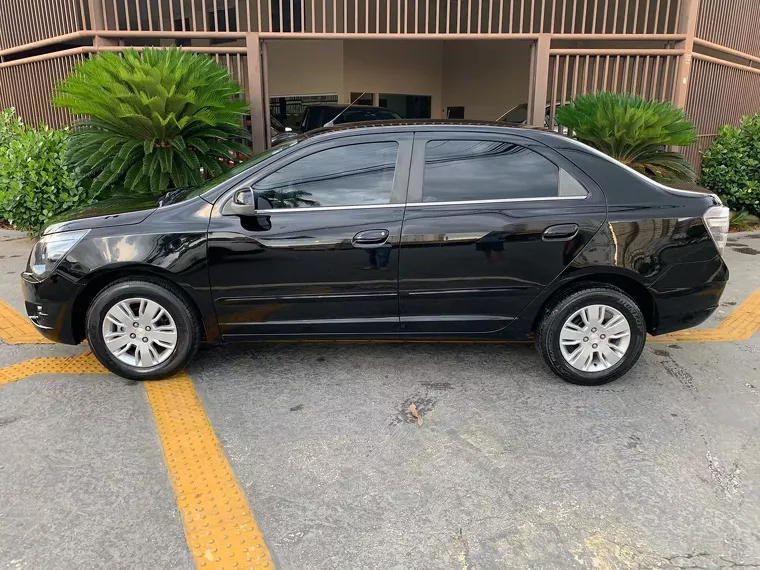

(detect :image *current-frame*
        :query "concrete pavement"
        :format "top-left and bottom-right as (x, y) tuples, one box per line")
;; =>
(0, 229), (759, 570)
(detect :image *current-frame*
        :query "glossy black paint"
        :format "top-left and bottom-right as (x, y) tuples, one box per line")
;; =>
(22, 122), (728, 346)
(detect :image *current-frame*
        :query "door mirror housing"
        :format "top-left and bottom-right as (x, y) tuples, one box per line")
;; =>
(230, 187), (258, 217)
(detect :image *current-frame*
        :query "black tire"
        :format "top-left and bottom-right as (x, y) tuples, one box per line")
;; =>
(536, 284), (646, 386)
(86, 277), (201, 381)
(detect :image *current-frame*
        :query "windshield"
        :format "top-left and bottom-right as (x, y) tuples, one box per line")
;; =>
(270, 115), (285, 132)
(500, 104), (528, 124)
(159, 139), (301, 205)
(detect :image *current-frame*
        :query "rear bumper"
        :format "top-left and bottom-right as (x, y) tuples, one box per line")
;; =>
(21, 272), (83, 345)
(650, 256), (729, 335)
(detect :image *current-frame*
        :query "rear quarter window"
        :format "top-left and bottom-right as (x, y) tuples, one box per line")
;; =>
(422, 140), (585, 203)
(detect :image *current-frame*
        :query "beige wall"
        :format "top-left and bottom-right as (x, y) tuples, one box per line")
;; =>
(441, 40), (532, 120)
(267, 39), (344, 97)
(264, 38), (534, 121)
(342, 40), (445, 118)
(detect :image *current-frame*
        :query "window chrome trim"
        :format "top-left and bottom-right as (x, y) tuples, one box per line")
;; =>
(249, 194), (588, 213)
(405, 195), (589, 208)
(253, 203), (404, 213)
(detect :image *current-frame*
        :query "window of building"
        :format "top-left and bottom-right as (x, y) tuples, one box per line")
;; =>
(422, 140), (583, 203)
(253, 142), (398, 208)
(379, 94), (432, 119)
(270, 0), (303, 31)
(207, 7), (237, 31)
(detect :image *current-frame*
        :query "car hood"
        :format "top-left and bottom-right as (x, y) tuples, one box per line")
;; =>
(43, 197), (158, 235)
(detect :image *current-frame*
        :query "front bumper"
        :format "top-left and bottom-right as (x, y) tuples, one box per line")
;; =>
(21, 272), (84, 345)
(650, 256), (729, 335)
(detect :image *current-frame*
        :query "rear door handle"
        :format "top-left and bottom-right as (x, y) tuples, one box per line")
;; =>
(542, 223), (579, 241)
(352, 229), (390, 247)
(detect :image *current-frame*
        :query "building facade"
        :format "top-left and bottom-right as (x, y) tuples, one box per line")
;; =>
(1, 0), (759, 167)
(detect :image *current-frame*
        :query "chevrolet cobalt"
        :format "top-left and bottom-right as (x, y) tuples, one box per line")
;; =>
(23, 122), (729, 385)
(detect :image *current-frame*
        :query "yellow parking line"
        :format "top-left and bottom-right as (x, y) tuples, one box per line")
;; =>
(0, 299), (52, 344)
(0, 286), (759, 569)
(651, 287), (760, 343)
(145, 375), (274, 569)
(0, 350), (105, 385)
(0, 352), (274, 570)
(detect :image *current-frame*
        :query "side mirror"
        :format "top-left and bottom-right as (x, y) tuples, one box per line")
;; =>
(230, 187), (258, 217)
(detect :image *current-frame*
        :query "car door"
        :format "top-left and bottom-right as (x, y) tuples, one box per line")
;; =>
(207, 133), (412, 339)
(398, 132), (607, 335)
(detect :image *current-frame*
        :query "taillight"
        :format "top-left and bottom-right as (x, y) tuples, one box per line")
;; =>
(703, 205), (730, 254)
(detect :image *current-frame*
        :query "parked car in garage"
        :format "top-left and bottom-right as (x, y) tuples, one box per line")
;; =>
(299, 103), (402, 132)
(23, 121), (729, 385)
(498, 102), (566, 132)
(244, 114), (299, 147)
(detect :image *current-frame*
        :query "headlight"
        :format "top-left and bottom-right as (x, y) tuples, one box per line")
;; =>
(29, 230), (89, 279)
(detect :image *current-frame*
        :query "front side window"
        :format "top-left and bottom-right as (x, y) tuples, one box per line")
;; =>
(422, 140), (576, 203)
(254, 142), (398, 209)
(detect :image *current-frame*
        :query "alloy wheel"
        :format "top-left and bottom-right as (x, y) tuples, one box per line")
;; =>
(558, 304), (631, 372)
(101, 297), (178, 368)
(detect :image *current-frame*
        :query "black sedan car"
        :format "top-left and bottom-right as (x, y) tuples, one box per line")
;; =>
(23, 122), (729, 385)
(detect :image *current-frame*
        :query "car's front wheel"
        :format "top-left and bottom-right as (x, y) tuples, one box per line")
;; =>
(536, 284), (646, 385)
(86, 278), (201, 380)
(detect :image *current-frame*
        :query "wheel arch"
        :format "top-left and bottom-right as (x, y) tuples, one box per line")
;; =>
(71, 265), (207, 344)
(531, 270), (657, 335)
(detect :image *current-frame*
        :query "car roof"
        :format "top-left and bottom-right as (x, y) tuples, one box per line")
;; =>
(304, 119), (558, 140)
(303, 103), (396, 111)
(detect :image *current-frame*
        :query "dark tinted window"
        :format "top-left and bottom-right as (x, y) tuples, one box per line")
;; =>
(335, 108), (402, 124)
(422, 140), (560, 202)
(500, 104), (528, 124)
(254, 142), (398, 208)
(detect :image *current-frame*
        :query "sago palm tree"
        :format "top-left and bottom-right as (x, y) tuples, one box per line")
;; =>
(54, 48), (251, 197)
(555, 92), (697, 182)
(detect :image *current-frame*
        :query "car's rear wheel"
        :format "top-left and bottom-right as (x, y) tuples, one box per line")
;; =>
(86, 278), (201, 380)
(536, 284), (646, 385)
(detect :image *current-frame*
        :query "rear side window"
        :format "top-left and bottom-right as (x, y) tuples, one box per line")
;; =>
(253, 142), (398, 208)
(335, 108), (401, 124)
(422, 140), (584, 203)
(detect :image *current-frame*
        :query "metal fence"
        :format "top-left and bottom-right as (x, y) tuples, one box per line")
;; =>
(546, 48), (680, 130)
(97, 0), (685, 35)
(0, 52), (85, 128)
(0, 0), (685, 50)
(0, 48), (253, 132)
(682, 53), (760, 171)
(697, 0), (760, 60)
(0, 0), (87, 51)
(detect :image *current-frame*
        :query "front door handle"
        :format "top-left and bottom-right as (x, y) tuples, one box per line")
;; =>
(542, 223), (579, 241)
(352, 229), (390, 247)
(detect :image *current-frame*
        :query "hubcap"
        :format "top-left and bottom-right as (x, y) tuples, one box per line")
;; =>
(559, 304), (631, 372)
(102, 298), (178, 368)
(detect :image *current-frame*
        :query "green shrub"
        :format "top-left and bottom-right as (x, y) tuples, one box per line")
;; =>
(700, 114), (760, 216)
(0, 109), (92, 232)
(729, 210), (760, 231)
(53, 48), (251, 199)
(556, 92), (697, 182)
(0, 107), (23, 147)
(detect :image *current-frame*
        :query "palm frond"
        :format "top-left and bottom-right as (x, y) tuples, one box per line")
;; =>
(54, 48), (252, 197)
(556, 92), (697, 182)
